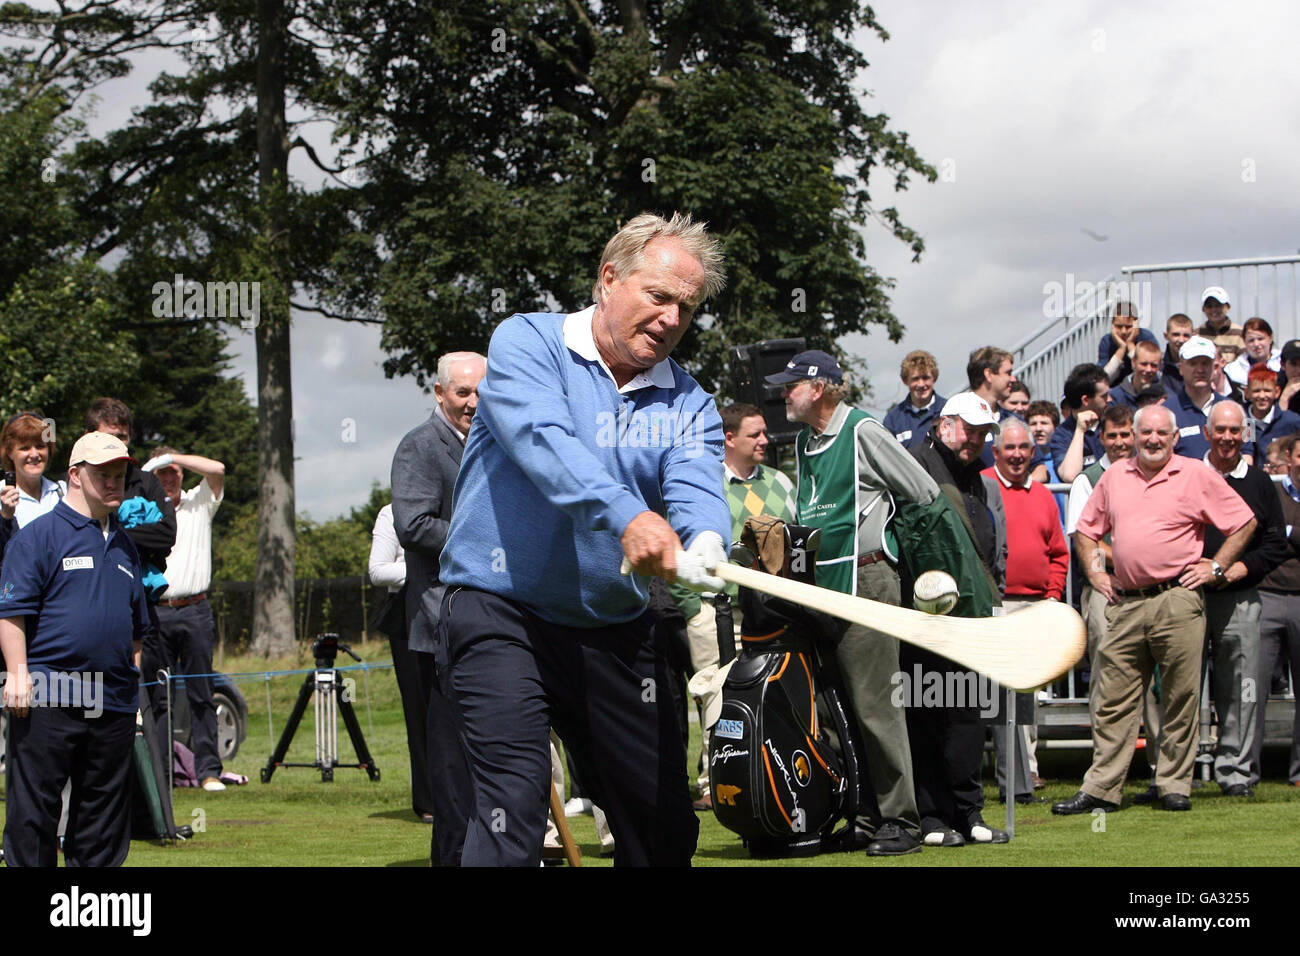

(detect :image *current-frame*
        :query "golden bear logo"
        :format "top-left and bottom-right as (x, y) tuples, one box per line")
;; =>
(716, 784), (742, 807)
(792, 751), (811, 787)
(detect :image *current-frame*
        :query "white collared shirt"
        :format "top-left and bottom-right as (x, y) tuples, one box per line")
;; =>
(1065, 455), (1112, 535)
(159, 478), (223, 599)
(908, 393), (937, 414)
(434, 403), (468, 445)
(563, 305), (676, 394)
(725, 462), (760, 483)
(1203, 452), (1249, 479)
(10, 475), (66, 528)
(991, 464), (1032, 490)
(1256, 405), (1277, 427)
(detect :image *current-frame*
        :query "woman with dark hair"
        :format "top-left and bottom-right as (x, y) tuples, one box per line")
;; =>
(0, 412), (66, 564)
(1226, 317), (1281, 390)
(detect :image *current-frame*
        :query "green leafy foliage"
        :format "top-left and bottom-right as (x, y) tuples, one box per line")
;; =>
(214, 506), (374, 583)
(312, 0), (936, 397)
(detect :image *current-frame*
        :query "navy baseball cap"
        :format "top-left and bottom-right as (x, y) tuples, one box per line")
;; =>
(763, 349), (843, 385)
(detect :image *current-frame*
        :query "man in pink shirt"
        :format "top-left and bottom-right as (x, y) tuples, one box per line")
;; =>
(1053, 404), (1256, 814)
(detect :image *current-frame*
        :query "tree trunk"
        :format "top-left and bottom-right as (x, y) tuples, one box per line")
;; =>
(251, 0), (296, 656)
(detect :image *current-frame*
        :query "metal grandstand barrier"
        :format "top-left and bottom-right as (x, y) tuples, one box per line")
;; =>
(1012, 254), (1300, 402)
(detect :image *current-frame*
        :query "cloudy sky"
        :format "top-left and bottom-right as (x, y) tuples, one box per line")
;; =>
(81, 0), (1300, 517)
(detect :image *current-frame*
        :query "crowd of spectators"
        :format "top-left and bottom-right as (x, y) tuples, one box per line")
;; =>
(370, 280), (1300, 861)
(8, 258), (1298, 869)
(1, 398), (228, 866)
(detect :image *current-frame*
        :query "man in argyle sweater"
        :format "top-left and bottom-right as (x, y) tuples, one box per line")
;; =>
(674, 402), (795, 809)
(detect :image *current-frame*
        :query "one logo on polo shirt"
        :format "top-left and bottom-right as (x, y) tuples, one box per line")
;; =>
(62, 556), (94, 571)
(0, 581), (12, 602)
(117, 564), (134, 579)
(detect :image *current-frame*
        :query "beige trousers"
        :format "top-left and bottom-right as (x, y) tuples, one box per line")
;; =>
(1082, 587), (1205, 802)
(684, 601), (742, 796)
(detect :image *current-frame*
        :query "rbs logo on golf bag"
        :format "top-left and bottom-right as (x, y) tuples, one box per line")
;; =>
(715, 718), (745, 740)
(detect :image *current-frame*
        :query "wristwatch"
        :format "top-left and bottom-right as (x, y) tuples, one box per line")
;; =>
(1210, 560), (1226, 583)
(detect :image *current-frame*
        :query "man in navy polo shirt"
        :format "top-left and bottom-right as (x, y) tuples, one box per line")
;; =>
(1049, 363), (1110, 482)
(1170, 335), (1226, 460)
(882, 350), (946, 449)
(0, 431), (148, 867)
(1098, 301), (1159, 387)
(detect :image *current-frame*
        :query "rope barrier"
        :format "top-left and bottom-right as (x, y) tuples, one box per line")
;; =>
(138, 660), (395, 688)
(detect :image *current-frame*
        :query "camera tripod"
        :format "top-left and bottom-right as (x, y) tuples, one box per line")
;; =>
(261, 633), (381, 783)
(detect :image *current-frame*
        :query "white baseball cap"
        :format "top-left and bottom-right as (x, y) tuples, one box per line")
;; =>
(940, 392), (1000, 433)
(1179, 335), (1217, 361)
(1201, 286), (1230, 306)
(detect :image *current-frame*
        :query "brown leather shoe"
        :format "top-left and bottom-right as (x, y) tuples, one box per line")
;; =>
(692, 793), (713, 811)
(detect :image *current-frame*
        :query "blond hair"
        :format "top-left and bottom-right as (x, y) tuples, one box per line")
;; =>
(592, 212), (726, 304)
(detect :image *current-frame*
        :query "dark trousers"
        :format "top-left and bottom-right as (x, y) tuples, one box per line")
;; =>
(442, 587), (698, 867)
(388, 634), (435, 816)
(413, 649), (473, 866)
(901, 645), (986, 834)
(156, 599), (222, 780)
(3, 708), (135, 867)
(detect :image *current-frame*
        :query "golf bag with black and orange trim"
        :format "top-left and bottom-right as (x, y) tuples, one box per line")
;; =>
(709, 520), (862, 858)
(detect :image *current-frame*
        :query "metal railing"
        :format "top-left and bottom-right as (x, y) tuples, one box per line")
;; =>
(1123, 256), (1300, 342)
(1012, 255), (1300, 402)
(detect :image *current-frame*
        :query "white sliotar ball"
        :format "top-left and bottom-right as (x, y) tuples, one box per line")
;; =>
(913, 569), (959, 616)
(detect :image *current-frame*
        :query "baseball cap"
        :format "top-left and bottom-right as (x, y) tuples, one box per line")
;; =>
(1201, 286), (1230, 306)
(763, 349), (843, 385)
(69, 431), (135, 467)
(939, 392), (1000, 434)
(1280, 339), (1300, 363)
(1179, 335), (1217, 361)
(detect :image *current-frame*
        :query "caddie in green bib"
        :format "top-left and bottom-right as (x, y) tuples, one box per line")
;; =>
(796, 407), (895, 594)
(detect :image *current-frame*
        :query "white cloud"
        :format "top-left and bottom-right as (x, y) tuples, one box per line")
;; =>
(851, 0), (1300, 412)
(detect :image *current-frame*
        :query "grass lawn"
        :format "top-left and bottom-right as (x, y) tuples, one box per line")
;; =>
(5, 638), (1298, 866)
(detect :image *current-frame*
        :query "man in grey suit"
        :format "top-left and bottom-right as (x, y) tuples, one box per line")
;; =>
(391, 350), (486, 866)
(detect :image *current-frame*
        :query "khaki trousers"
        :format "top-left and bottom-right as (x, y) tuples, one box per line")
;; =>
(1082, 586), (1206, 803)
(1084, 584), (1163, 776)
(685, 602), (742, 796)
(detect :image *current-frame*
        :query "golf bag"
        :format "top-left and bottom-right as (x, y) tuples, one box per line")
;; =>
(709, 519), (862, 858)
(133, 683), (181, 843)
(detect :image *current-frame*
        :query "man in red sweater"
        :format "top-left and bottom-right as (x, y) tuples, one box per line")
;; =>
(984, 419), (1069, 800)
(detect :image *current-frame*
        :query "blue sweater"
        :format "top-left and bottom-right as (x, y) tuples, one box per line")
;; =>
(440, 311), (731, 627)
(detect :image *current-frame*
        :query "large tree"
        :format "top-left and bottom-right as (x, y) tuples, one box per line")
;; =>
(3, 2), (934, 655)
(0, 82), (258, 515)
(313, 0), (935, 394)
(0, 0), (336, 654)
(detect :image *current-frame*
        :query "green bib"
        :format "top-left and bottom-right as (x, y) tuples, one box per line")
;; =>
(796, 408), (886, 595)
